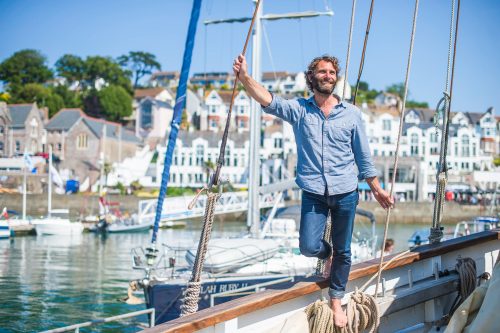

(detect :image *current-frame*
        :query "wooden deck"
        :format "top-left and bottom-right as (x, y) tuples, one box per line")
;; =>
(141, 229), (500, 333)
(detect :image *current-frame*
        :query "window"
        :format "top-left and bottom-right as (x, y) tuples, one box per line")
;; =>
(383, 119), (391, 131)
(0, 127), (4, 134)
(382, 136), (391, 144)
(461, 135), (470, 157)
(195, 144), (204, 166)
(430, 132), (437, 143)
(472, 143), (477, 156)
(210, 119), (217, 128)
(225, 146), (231, 166)
(0, 141), (3, 152)
(77, 134), (88, 149)
(410, 133), (419, 156)
(15, 141), (20, 152)
(141, 101), (153, 128)
(274, 138), (283, 149)
(454, 143), (458, 156)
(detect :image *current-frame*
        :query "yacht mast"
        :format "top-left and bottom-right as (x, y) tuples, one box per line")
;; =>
(204, 0), (334, 235)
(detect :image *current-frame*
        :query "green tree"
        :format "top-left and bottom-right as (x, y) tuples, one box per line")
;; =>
(11, 83), (63, 117)
(406, 100), (429, 108)
(117, 51), (161, 89)
(357, 81), (369, 92)
(97, 85), (132, 121)
(386, 83), (405, 99)
(84, 56), (132, 93)
(55, 54), (85, 89)
(0, 49), (53, 89)
(51, 85), (82, 109)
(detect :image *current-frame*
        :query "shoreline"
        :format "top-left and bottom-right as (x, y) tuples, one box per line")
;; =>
(0, 193), (492, 225)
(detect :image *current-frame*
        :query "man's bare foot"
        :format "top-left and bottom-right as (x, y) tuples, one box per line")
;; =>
(322, 256), (332, 279)
(330, 298), (347, 328)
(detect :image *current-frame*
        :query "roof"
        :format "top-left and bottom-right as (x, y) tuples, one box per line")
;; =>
(8, 104), (34, 128)
(262, 72), (294, 81)
(134, 87), (167, 99)
(466, 112), (483, 124)
(403, 122), (461, 136)
(83, 118), (140, 143)
(406, 108), (435, 122)
(46, 108), (140, 143)
(217, 91), (235, 104)
(45, 109), (84, 130)
(151, 71), (180, 79)
(178, 130), (248, 149)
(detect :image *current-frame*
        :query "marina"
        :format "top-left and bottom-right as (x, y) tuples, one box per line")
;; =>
(0, 220), (427, 332)
(1, 0), (499, 332)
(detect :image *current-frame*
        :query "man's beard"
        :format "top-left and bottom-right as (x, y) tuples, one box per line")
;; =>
(311, 76), (336, 95)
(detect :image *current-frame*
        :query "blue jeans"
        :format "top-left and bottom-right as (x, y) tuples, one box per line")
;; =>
(299, 189), (359, 299)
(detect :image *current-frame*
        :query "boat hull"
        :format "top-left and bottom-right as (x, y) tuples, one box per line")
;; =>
(145, 274), (312, 324)
(0, 222), (10, 239)
(33, 219), (83, 235)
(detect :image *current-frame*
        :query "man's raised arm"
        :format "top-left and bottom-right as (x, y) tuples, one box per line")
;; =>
(233, 54), (272, 107)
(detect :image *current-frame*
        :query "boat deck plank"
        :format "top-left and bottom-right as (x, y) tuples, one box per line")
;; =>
(141, 229), (500, 333)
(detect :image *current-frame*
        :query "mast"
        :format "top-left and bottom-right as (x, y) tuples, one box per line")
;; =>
(48, 145), (52, 217)
(150, 0), (203, 245)
(204, 0), (334, 235)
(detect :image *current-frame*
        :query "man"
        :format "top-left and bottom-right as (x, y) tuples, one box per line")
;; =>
(232, 54), (393, 327)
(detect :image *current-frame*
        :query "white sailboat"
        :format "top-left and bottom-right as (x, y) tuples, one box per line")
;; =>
(33, 146), (83, 236)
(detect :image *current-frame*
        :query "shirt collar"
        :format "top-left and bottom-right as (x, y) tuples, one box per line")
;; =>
(307, 94), (347, 110)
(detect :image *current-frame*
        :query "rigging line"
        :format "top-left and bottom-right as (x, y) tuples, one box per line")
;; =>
(353, 0), (375, 106)
(210, 0), (261, 189)
(430, 0), (458, 242)
(262, 22), (278, 82)
(443, 0), (460, 167)
(342, 0), (357, 101)
(375, 0), (420, 297)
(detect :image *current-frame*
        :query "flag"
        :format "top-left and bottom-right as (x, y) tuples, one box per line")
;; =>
(1, 207), (8, 219)
(22, 151), (36, 173)
(49, 165), (64, 188)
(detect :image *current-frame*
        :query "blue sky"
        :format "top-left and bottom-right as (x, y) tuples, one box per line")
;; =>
(1, 0), (499, 114)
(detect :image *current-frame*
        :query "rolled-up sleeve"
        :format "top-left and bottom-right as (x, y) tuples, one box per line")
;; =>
(352, 112), (378, 180)
(262, 93), (300, 124)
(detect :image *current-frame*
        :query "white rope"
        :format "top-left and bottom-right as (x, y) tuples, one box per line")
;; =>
(375, 0), (420, 297)
(342, 0), (357, 101)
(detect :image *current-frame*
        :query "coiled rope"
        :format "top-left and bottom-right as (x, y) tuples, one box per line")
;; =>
(448, 257), (477, 316)
(180, 0), (262, 316)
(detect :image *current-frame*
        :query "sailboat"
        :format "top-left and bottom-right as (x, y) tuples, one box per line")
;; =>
(32, 146), (83, 236)
(126, 0), (378, 325)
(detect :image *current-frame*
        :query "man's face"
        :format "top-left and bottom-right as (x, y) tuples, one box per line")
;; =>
(310, 60), (337, 95)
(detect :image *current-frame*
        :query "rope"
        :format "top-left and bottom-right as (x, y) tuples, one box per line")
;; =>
(210, 0), (261, 189)
(375, 0), (420, 297)
(305, 291), (379, 333)
(316, 211), (332, 276)
(448, 257), (477, 317)
(353, 0), (375, 106)
(180, 191), (221, 316)
(430, 0), (461, 244)
(342, 0), (357, 101)
(179, 1), (262, 316)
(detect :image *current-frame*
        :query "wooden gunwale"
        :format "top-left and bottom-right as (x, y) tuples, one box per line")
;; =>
(142, 229), (500, 333)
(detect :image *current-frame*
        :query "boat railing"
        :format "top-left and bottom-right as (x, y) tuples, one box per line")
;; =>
(39, 308), (155, 333)
(210, 276), (295, 307)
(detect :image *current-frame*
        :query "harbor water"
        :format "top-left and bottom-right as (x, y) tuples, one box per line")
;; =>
(0, 220), (450, 332)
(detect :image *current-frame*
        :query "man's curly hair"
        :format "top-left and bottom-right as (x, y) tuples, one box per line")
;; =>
(305, 55), (341, 92)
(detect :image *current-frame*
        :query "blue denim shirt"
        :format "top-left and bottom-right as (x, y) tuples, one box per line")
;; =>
(263, 94), (378, 196)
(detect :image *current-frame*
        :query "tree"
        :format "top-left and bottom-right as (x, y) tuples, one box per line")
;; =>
(406, 100), (429, 108)
(357, 81), (369, 92)
(51, 85), (82, 109)
(11, 83), (64, 117)
(84, 56), (132, 93)
(117, 51), (161, 89)
(97, 85), (132, 121)
(55, 54), (85, 89)
(0, 49), (53, 89)
(386, 83), (405, 99)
